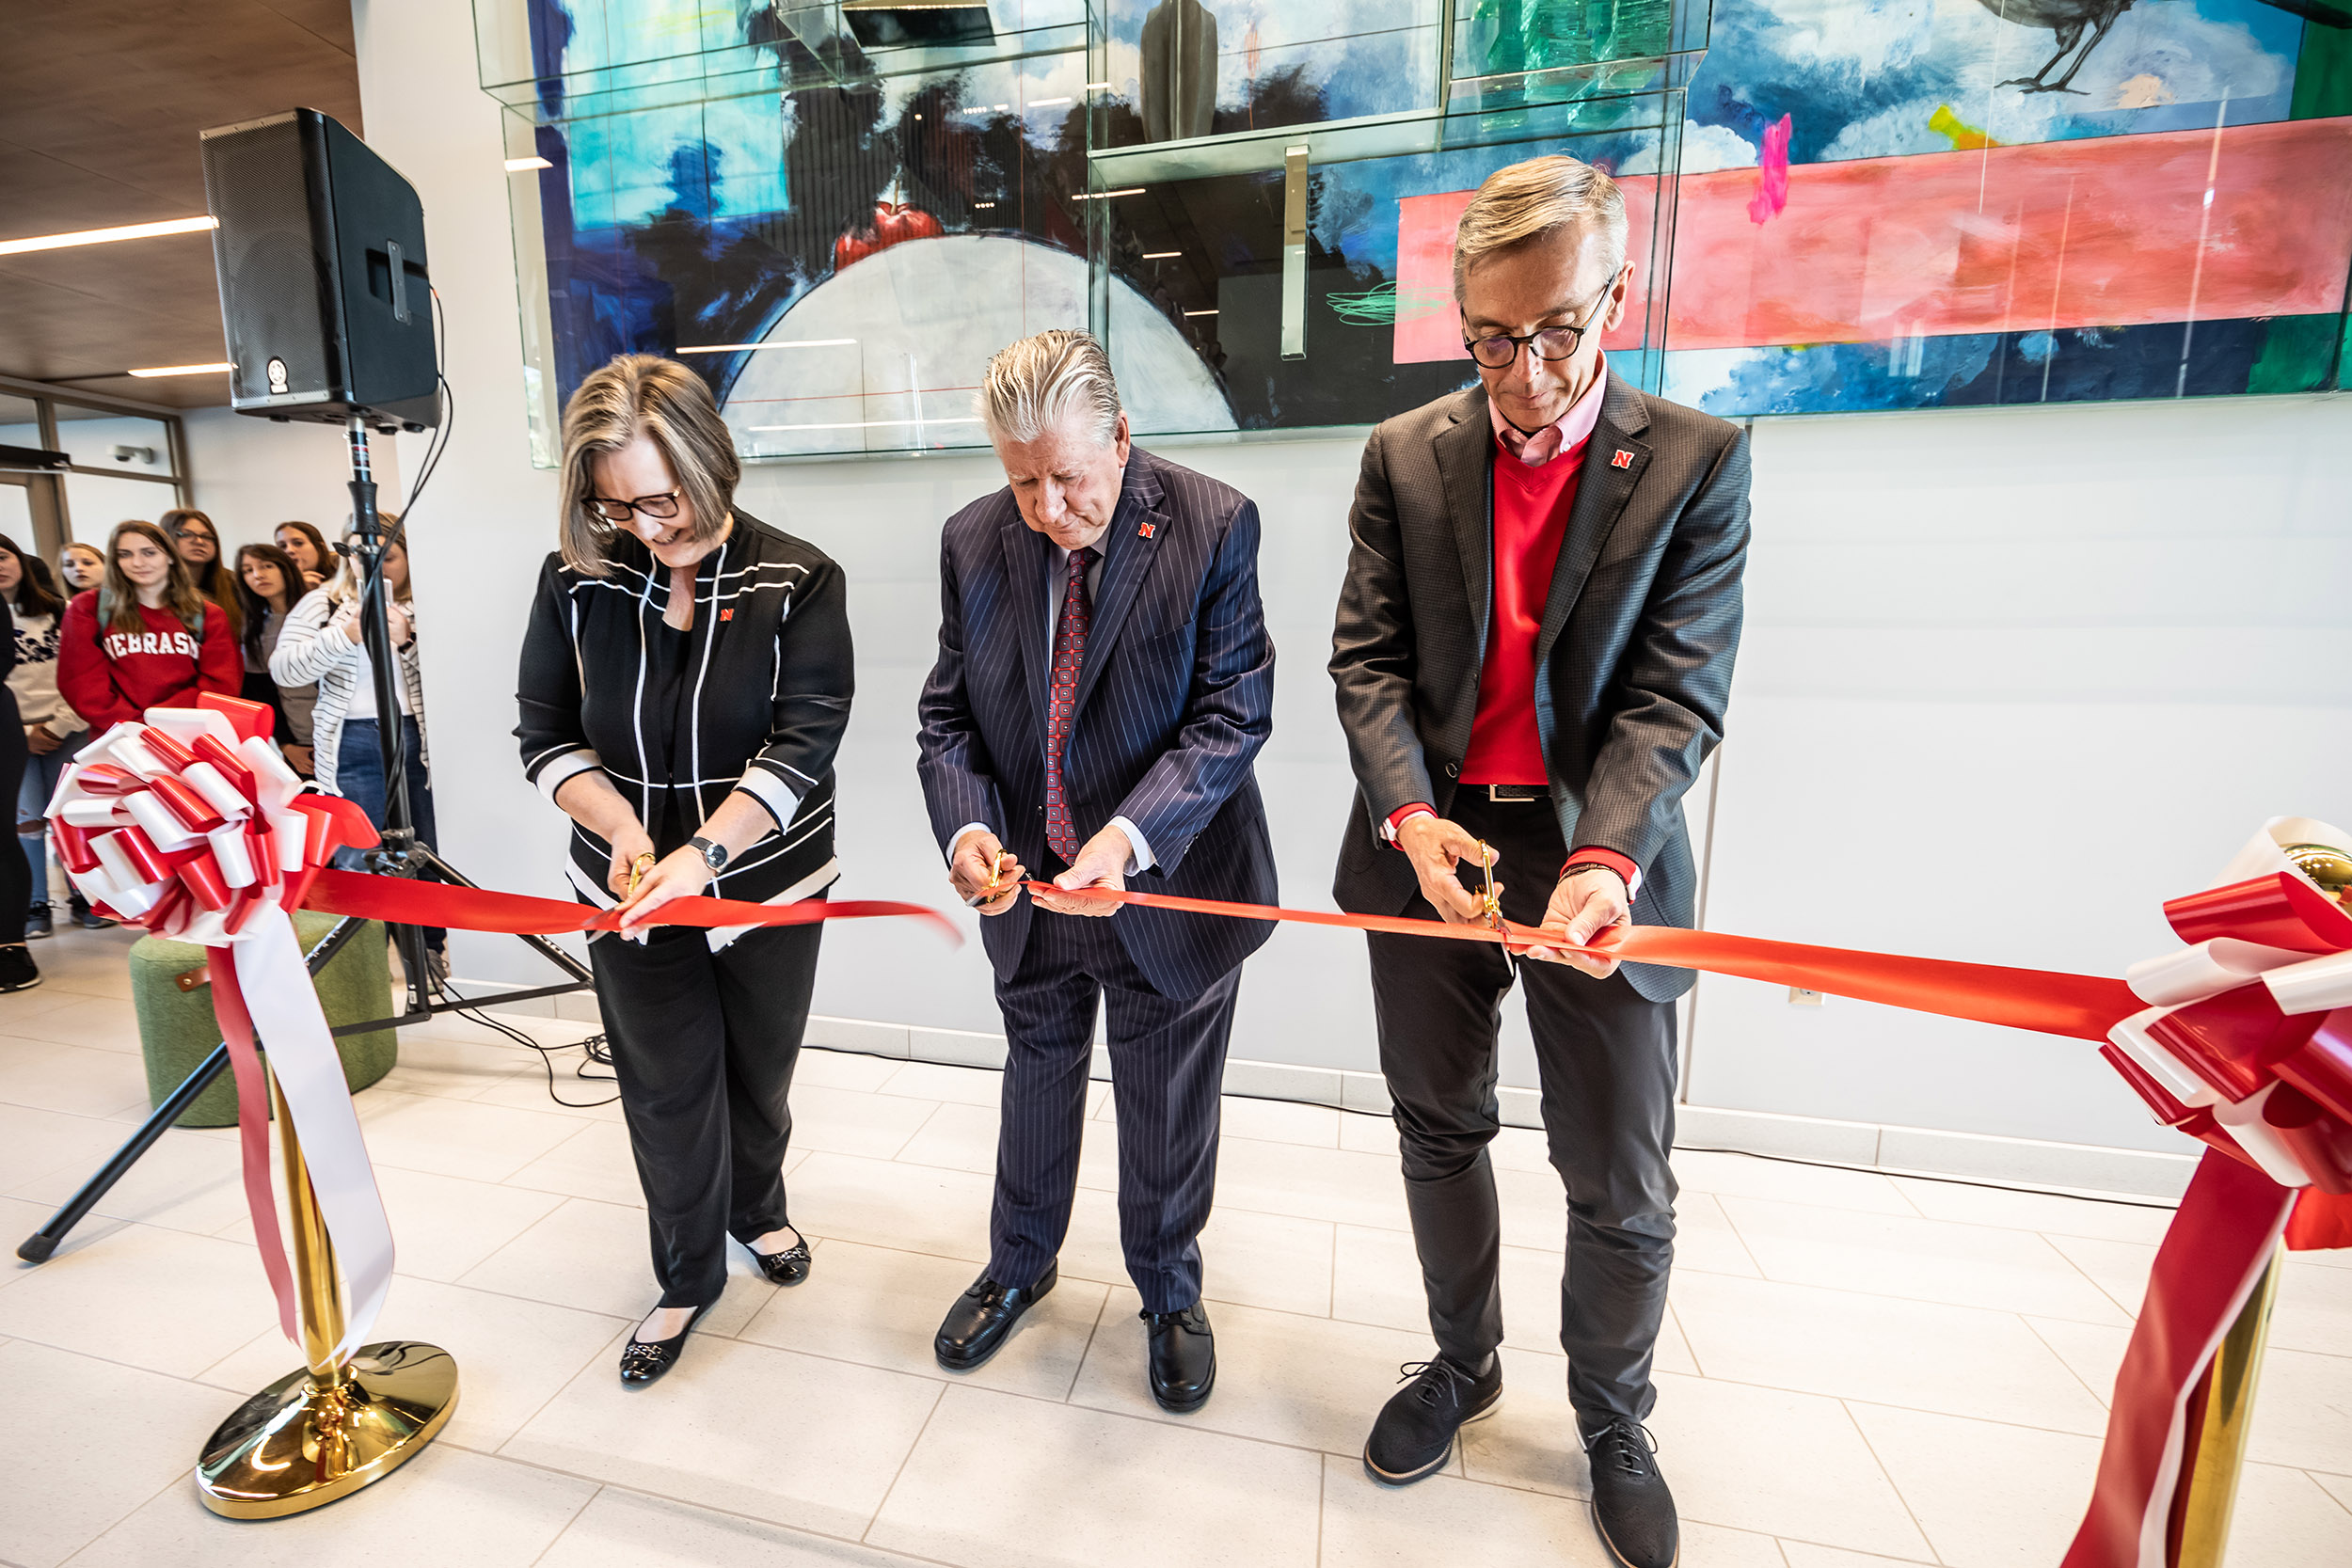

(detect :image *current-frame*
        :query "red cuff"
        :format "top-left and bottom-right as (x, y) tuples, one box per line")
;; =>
(1385, 803), (1436, 844)
(1561, 846), (1638, 888)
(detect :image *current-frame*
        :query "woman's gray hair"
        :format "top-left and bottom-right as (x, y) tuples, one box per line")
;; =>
(977, 329), (1123, 447)
(1452, 154), (1629, 300)
(556, 355), (739, 577)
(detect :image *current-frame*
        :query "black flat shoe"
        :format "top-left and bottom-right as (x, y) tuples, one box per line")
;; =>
(752, 1234), (810, 1285)
(934, 1261), (1057, 1370)
(0, 944), (40, 993)
(1363, 1355), (1502, 1485)
(69, 898), (116, 931)
(1587, 1418), (1678, 1568)
(1143, 1299), (1216, 1413)
(618, 1302), (713, 1386)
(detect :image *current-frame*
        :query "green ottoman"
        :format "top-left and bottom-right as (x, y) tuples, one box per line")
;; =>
(129, 911), (399, 1128)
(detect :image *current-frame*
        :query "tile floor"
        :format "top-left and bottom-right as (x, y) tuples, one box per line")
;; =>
(2, 921), (2347, 1567)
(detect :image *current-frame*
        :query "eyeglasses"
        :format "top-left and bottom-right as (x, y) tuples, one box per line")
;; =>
(586, 491), (682, 524)
(174, 527), (216, 544)
(1463, 282), (1614, 370)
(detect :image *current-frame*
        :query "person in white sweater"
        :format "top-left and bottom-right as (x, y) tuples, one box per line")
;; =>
(268, 513), (442, 973)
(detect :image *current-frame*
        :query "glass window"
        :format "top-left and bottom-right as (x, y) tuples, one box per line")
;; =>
(62, 470), (180, 545)
(52, 405), (176, 476)
(0, 393), (41, 452)
(0, 483), (34, 543)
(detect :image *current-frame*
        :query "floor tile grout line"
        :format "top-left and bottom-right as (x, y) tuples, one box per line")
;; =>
(857, 1377), (949, 1547)
(1313, 1447), (1327, 1566)
(1064, 1284), (1113, 1402)
(886, 1098), (955, 1164)
(577, 1480), (973, 1568)
(519, 1480), (606, 1568)
(2019, 1310), (2118, 1412)
(46, 1451), (195, 1567)
(1836, 1396), (1955, 1567)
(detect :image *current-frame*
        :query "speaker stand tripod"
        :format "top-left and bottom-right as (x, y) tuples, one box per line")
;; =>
(17, 418), (596, 1265)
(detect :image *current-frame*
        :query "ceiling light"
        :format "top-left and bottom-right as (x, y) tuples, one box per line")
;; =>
(676, 339), (857, 354)
(1142, 249), (1180, 260)
(1071, 187), (1145, 200)
(1183, 309), (1217, 317)
(127, 361), (234, 377)
(1029, 96), (1072, 107)
(504, 156), (552, 172)
(1085, 82), (1111, 90)
(0, 215), (217, 257)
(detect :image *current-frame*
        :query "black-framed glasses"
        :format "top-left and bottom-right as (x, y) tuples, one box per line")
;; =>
(1463, 283), (1614, 370)
(586, 491), (682, 524)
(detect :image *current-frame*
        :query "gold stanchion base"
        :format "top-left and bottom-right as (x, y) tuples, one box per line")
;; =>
(196, 1341), (458, 1519)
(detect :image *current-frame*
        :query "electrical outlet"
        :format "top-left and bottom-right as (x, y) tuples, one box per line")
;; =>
(1788, 988), (1823, 1006)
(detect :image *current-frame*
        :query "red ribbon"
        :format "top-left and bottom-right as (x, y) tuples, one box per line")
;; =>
(302, 867), (959, 942)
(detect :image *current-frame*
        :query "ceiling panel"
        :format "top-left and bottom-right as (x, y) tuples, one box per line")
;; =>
(0, 0), (364, 408)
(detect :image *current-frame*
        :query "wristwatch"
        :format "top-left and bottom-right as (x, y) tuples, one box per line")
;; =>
(687, 835), (729, 875)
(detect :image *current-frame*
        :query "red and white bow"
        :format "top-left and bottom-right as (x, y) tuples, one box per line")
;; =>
(46, 693), (393, 1361)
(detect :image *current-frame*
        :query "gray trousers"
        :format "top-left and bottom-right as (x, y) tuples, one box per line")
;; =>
(1367, 792), (1678, 1434)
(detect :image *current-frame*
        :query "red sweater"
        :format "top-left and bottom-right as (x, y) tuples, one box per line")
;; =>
(57, 591), (242, 731)
(1462, 446), (1581, 785)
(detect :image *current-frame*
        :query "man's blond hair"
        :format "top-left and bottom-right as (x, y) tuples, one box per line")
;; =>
(1452, 154), (1629, 301)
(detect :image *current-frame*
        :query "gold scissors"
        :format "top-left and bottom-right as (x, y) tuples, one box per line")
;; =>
(623, 850), (657, 901)
(1475, 840), (1505, 935)
(964, 849), (1017, 908)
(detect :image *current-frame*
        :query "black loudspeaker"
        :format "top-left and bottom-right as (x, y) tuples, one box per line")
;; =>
(200, 107), (439, 430)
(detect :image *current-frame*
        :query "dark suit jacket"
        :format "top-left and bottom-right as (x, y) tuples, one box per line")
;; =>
(1329, 373), (1751, 1002)
(917, 447), (1277, 1000)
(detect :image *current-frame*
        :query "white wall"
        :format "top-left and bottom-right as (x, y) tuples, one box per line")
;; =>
(182, 406), (401, 554)
(345, 0), (2352, 1158)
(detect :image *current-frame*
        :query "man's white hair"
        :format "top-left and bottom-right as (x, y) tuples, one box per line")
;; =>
(977, 329), (1123, 447)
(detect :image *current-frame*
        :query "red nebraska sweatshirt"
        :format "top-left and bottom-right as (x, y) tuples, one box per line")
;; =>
(57, 590), (243, 732)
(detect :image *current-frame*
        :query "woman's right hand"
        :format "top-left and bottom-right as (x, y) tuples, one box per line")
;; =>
(606, 822), (659, 900)
(24, 723), (60, 757)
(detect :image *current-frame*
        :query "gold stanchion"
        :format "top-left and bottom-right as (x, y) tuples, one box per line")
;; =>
(2171, 1247), (2282, 1568)
(195, 1070), (457, 1518)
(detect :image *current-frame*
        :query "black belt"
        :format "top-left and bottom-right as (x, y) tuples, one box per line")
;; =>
(1476, 784), (1546, 802)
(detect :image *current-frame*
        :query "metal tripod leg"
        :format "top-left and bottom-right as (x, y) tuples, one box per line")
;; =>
(14, 914), (370, 1263)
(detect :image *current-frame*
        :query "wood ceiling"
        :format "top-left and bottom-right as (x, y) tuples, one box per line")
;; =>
(0, 1), (364, 410)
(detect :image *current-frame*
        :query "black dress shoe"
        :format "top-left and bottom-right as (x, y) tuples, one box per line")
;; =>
(934, 1262), (1057, 1370)
(1587, 1418), (1678, 1568)
(618, 1302), (712, 1386)
(751, 1234), (810, 1285)
(0, 944), (40, 993)
(1363, 1355), (1502, 1484)
(1142, 1300), (1216, 1413)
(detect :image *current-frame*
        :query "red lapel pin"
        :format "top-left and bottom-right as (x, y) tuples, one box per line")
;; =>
(1611, 449), (1635, 469)
(721, 608), (734, 621)
(1138, 520), (1155, 539)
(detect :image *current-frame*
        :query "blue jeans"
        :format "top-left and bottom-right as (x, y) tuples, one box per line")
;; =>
(336, 715), (445, 951)
(18, 731), (87, 911)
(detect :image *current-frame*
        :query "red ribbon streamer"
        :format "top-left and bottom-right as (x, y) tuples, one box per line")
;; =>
(203, 944), (299, 1346)
(1022, 881), (2144, 1041)
(302, 867), (961, 943)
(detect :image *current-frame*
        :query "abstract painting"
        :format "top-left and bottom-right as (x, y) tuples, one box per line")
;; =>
(495, 0), (2352, 454)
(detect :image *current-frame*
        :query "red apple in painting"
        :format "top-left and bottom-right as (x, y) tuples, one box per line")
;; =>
(833, 201), (945, 271)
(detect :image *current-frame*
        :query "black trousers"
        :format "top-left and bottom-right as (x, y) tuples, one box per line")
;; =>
(591, 918), (821, 1307)
(1367, 792), (1677, 1434)
(0, 689), (25, 945)
(989, 892), (1238, 1313)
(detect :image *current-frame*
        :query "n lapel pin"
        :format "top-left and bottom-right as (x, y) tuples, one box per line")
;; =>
(1611, 449), (1635, 469)
(1138, 520), (1155, 539)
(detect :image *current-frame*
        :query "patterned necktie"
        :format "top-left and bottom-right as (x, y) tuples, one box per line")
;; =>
(1043, 545), (1099, 863)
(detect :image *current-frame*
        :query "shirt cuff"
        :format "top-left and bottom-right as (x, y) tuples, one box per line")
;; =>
(1110, 815), (1154, 875)
(1562, 846), (1641, 899)
(947, 822), (993, 867)
(735, 764), (803, 833)
(532, 747), (605, 806)
(1384, 803), (1436, 845)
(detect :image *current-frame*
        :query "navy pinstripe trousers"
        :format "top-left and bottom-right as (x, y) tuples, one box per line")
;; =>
(988, 894), (1239, 1313)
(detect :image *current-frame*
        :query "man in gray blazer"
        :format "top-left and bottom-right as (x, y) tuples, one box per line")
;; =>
(1329, 154), (1750, 1568)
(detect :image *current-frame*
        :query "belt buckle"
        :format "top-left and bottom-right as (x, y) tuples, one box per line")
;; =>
(1486, 784), (1542, 803)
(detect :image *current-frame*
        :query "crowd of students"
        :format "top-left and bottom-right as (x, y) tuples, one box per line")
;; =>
(0, 509), (437, 993)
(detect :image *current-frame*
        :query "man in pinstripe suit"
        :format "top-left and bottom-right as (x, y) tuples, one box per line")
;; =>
(1331, 157), (1751, 1568)
(916, 330), (1277, 1412)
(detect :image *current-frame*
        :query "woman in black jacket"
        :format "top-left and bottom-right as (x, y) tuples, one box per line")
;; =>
(516, 354), (852, 1386)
